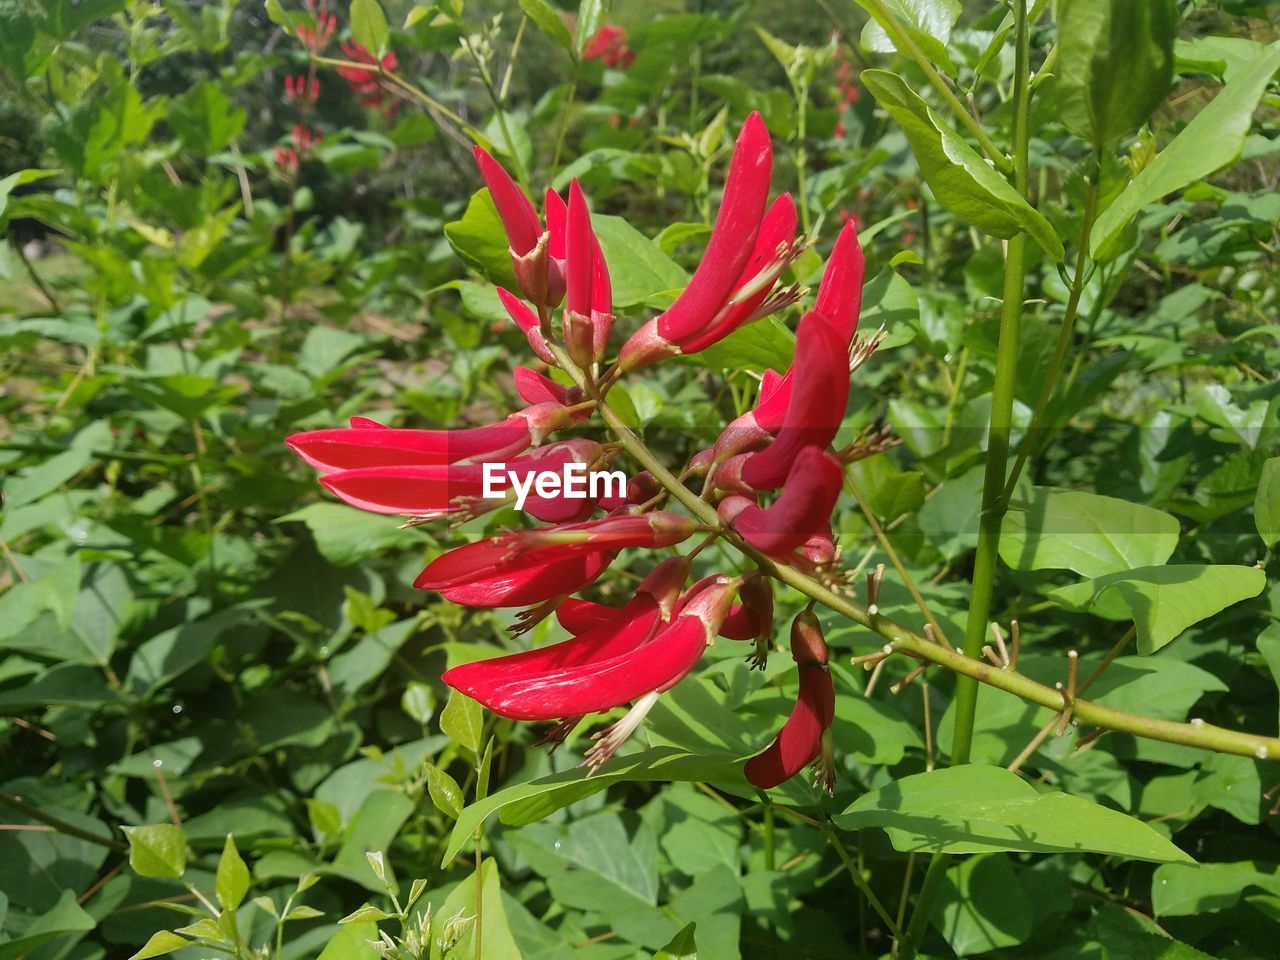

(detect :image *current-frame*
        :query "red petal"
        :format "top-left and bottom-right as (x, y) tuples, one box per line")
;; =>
(727, 447), (844, 555)
(545, 187), (567, 260)
(473, 145), (541, 256)
(677, 193), (797, 354)
(565, 179), (594, 318)
(432, 551), (615, 608)
(739, 313), (849, 490)
(654, 112), (773, 343)
(743, 665), (832, 788)
(497, 288), (556, 364)
(556, 597), (622, 634)
(287, 419), (531, 473)
(513, 366), (571, 406)
(812, 219), (866, 346)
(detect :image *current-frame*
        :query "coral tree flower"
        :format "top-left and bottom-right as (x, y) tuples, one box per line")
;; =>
(745, 611), (836, 791)
(583, 24), (636, 69)
(618, 112), (798, 371)
(284, 110), (875, 780)
(336, 41), (398, 113)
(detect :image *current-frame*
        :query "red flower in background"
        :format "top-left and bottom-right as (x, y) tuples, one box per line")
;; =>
(583, 24), (635, 69)
(336, 41), (399, 114)
(286, 111), (875, 786)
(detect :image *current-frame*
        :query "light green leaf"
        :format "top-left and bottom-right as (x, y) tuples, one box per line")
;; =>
(126, 931), (190, 960)
(443, 747), (742, 864)
(216, 834), (250, 911)
(440, 688), (483, 754)
(0, 168), (58, 222)
(689, 316), (794, 374)
(574, 0), (606, 54)
(1091, 42), (1280, 259)
(1000, 487), (1180, 577)
(1152, 861), (1280, 917)
(652, 921), (698, 959)
(593, 213), (688, 308)
(834, 766), (1192, 862)
(434, 860), (521, 960)
(1049, 564), (1267, 655)
(425, 762), (464, 820)
(1056, 0), (1178, 148)
(123, 823), (188, 879)
(444, 188), (521, 290)
(1096, 905), (1215, 960)
(1254, 457), (1279, 548)
(856, 0), (962, 77)
(861, 70), (1064, 259)
(520, 0), (574, 54)
(317, 921), (380, 960)
(349, 0), (389, 56)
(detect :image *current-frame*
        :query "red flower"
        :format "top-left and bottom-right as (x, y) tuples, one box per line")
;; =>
(619, 113), (788, 371)
(719, 446), (844, 556)
(583, 24), (635, 69)
(336, 41), (398, 113)
(444, 573), (739, 721)
(283, 107), (879, 779)
(745, 611), (836, 791)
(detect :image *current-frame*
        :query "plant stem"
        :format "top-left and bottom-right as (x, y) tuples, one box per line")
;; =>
(821, 820), (904, 941)
(858, 0), (1010, 171)
(901, 6), (1032, 950)
(1003, 170), (1101, 500)
(0, 790), (127, 852)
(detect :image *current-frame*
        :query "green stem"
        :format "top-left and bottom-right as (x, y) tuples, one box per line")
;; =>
(902, 5), (1032, 952)
(1003, 170), (1101, 501)
(0, 790), (127, 852)
(858, 0), (1010, 172)
(822, 820), (904, 941)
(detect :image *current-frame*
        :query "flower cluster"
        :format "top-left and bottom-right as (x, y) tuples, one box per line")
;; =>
(336, 41), (399, 114)
(288, 113), (872, 789)
(296, 0), (337, 53)
(583, 24), (635, 69)
(275, 124), (323, 175)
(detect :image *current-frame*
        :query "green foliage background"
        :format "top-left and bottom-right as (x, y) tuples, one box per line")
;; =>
(1, 1), (1279, 958)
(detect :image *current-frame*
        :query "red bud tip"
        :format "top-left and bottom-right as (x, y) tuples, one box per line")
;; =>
(473, 145), (541, 256)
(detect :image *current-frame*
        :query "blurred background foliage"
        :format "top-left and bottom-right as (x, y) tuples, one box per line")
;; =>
(1, 0), (1279, 958)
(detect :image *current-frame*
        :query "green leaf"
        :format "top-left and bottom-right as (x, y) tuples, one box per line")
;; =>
(1258, 623), (1280, 731)
(1090, 42), (1280, 259)
(935, 855), (1032, 956)
(1151, 861), (1280, 917)
(0, 168), (58, 223)
(275, 503), (427, 566)
(1095, 904), (1215, 960)
(834, 766), (1193, 862)
(216, 834), (250, 911)
(592, 213), (688, 308)
(689, 316), (794, 374)
(652, 922), (698, 960)
(444, 188), (521, 290)
(126, 931), (190, 960)
(1254, 457), (1279, 548)
(574, 0), (606, 54)
(861, 70), (1064, 260)
(443, 747), (742, 864)
(1056, 0), (1178, 148)
(123, 823), (188, 879)
(440, 689), (483, 753)
(425, 762), (464, 819)
(520, 0), (574, 54)
(1048, 564), (1267, 654)
(856, 0), (961, 77)
(317, 921), (381, 960)
(1000, 487), (1180, 577)
(349, 0), (389, 56)
(434, 859), (521, 960)
(2, 420), (110, 508)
